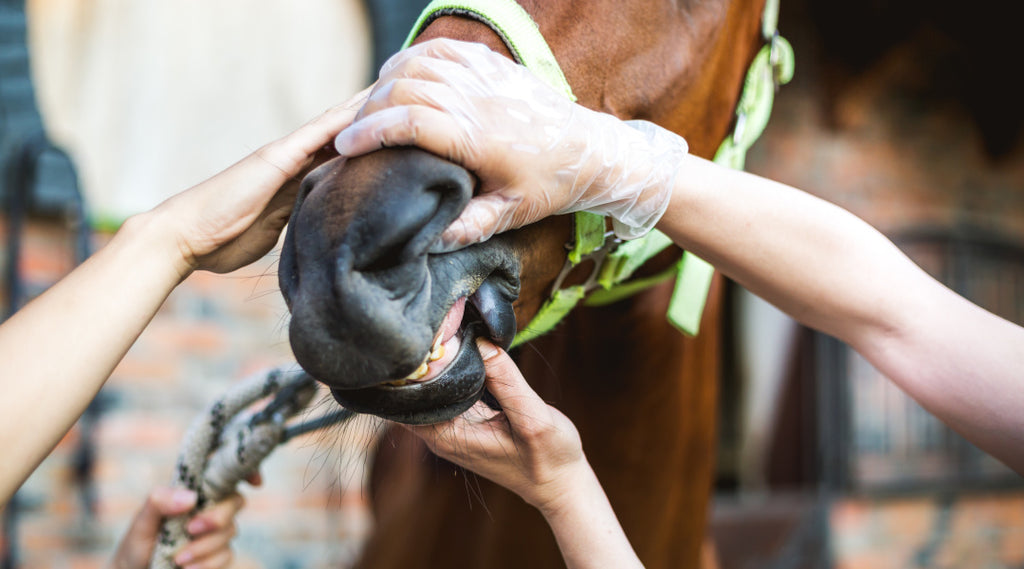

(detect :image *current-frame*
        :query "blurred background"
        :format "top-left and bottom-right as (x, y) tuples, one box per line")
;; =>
(2, 0), (1022, 568)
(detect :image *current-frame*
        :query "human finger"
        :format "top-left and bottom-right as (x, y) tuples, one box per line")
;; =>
(354, 75), (476, 129)
(474, 338), (551, 433)
(186, 493), (245, 537)
(174, 526), (236, 568)
(130, 487), (197, 538)
(177, 548), (233, 569)
(248, 85), (373, 181)
(335, 104), (478, 165)
(366, 58), (475, 111)
(110, 487), (197, 569)
(245, 469), (263, 487)
(378, 38), (496, 78)
(405, 397), (506, 455)
(336, 102), (537, 253)
(431, 192), (531, 252)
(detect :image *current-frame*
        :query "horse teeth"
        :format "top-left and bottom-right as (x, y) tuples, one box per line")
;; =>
(429, 343), (445, 362)
(405, 362), (429, 381)
(386, 379), (408, 387)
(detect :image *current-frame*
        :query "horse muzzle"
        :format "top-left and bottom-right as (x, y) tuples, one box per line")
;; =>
(279, 147), (520, 424)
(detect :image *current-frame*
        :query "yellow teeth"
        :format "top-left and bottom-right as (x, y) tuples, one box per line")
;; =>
(404, 362), (429, 381)
(393, 335), (445, 385)
(429, 343), (445, 362)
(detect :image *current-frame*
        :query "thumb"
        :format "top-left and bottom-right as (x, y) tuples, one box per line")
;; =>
(475, 338), (547, 428)
(126, 487), (197, 542)
(112, 487), (197, 569)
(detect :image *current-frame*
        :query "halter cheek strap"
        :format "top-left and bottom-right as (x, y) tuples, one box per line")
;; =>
(401, 0), (794, 346)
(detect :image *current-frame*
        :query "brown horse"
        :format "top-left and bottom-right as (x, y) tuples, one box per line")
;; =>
(278, 1), (772, 567)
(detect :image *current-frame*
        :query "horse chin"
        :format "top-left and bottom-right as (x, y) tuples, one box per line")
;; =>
(328, 320), (490, 425)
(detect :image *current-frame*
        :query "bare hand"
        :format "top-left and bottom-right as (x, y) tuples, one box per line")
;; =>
(405, 338), (589, 513)
(154, 87), (371, 276)
(110, 487), (245, 569)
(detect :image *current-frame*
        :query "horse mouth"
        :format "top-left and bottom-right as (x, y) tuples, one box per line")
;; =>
(280, 147), (521, 426)
(385, 296), (468, 387)
(325, 276), (515, 425)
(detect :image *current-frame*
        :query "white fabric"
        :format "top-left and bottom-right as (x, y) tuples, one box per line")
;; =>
(27, 0), (371, 225)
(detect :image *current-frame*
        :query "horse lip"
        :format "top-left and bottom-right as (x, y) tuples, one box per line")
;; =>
(329, 322), (489, 425)
(284, 238), (519, 393)
(322, 268), (516, 424)
(468, 277), (517, 350)
(375, 256), (515, 381)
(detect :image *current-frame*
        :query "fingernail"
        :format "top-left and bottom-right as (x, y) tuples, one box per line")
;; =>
(174, 550), (193, 566)
(428, 238), (455, 254)
(171, 488), (197, 509)
(334, 131), (353, 155)
(475, 337), (498, 360)
(186, 517), (210, 536)
(428, 233), (472, 254)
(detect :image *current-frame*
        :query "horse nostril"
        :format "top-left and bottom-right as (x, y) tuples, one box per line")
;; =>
(347, 150), (475, 277)
(351, 185), (445, 274)
(351, 199), (437, 273)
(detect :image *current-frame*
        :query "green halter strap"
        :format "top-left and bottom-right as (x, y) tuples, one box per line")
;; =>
(401, 0), (794, 347)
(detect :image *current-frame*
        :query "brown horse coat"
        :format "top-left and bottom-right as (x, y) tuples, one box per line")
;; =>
(342, 2), (769, 567)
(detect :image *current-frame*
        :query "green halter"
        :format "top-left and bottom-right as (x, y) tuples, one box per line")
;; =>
(402, 0), (794, 347)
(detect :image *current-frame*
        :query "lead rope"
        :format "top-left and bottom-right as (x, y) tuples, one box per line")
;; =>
(149, 367), (354, 569)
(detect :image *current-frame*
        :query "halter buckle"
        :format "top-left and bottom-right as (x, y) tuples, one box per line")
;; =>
(549, 231), (620, 297)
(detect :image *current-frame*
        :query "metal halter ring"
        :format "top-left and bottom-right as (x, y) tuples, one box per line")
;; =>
(549, 231), (620, 296)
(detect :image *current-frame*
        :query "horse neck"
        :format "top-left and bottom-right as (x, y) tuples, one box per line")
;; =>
(516, 276), (722, 453)
(414, 0), (767, 157)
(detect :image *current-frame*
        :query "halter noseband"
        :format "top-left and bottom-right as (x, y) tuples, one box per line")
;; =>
(402, 0), (794, 347)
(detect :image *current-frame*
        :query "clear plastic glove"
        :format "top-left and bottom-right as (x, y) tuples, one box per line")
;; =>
(333, 38), (688, 252)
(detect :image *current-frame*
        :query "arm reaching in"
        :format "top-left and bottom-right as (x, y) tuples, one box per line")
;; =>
(0, 88), (370, 505)
(334, 38), (686, 251)
(334, 38), (1024, 476)
(405, 339), (644, 569)
(657, 155), (1024, 474)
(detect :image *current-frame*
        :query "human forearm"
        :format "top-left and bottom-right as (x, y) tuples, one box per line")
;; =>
(0, 96), (365, 505)
(657, 154), (920, 345)
(658, 154), (1024, 473)
(0, 211), (186, 504)
(539, 462), (644, 569)
(408, 341), (645, 566)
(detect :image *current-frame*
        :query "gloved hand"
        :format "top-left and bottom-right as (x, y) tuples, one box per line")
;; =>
(333, 38), (688, 252)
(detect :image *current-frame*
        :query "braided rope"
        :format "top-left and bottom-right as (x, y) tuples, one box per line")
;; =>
(149, 366), (346, 568)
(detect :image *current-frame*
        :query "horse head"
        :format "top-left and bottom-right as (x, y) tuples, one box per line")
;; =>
(280, 0), (767, 425)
